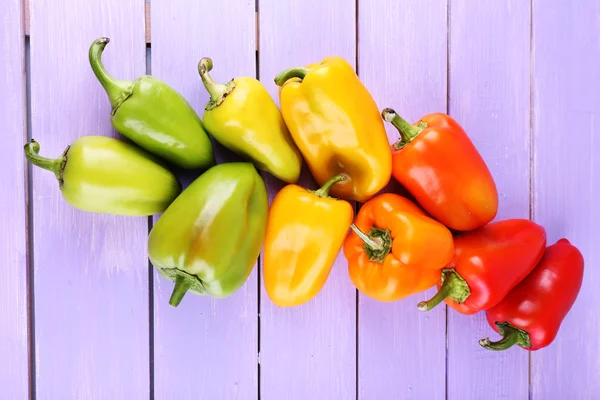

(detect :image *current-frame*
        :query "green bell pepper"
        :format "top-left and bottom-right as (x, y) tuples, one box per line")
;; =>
(24, 136), (181, 216)
(148, 162), (268, 306)
(89, 37), (215, 170)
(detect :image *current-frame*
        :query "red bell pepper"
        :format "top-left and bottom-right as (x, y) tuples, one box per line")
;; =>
(417, 219), (546, 315)
(479, 238), (584, 351)
(382, 108), (498, 231)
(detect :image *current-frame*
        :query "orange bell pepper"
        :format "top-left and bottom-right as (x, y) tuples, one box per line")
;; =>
(263, 175), (354, 307)
(343, 193), (455, 302)
(274, 57), (392, 203)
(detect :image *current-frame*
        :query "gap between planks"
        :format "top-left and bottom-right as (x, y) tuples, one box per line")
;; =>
(24, 2), (260, 50)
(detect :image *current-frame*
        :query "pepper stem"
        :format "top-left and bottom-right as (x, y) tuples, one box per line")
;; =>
(23, 140), (68, 184)
(350, 224), (383, 251)
(198, 58), (235, 110)
(479, 323), (531, 351)
(88, 37), (132, 110)
(381, 108), (425, 148)
(350, 225), (392, 263)
(417, 269), (470, 311)
(312, 174), (346, 198)
(274, 67), (309, 86)
(169, 273), (195, 307)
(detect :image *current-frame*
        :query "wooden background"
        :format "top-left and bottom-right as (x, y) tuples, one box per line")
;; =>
(1, 0), (598, 398)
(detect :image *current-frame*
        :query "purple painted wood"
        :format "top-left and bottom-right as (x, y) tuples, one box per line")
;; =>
(29, 0), (149, 398)
(0, 0), (29, 398)
(258, 1), (356, 398)
(357, 1), (447, 399)
(447, 1), (531, 399)
(531, 1), (600, 398)
(151, 1), (258, 399)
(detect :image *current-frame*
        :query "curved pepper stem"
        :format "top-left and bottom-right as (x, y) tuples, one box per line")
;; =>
(274, 67), (309, 86)
(381, 108), (425, 149)
(198, 58), (235, 110)
(88, 37), (132, 109)
(312, 174), (345, 198)
(24, 140), (68, 185)
(169, 273), (196, 307)
(479, 323), (531, 351)
(350, 224), (392, 263)
(417, 269), (470, 311)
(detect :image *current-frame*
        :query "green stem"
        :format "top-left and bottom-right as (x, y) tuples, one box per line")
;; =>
(478, 331), (519, 351)
(313, 174), (346, 198)
(417, 269), (470, 311)
(479, 322), (531, 351)
(274, 67), (309, 86)
(169, 273), (195, 307)
(381, 108), (424, 147)
(350, 224), (383, 251)
(23, 140), (68, 184)
(198, 58), (235, 110)
(88, 37), (132, 109)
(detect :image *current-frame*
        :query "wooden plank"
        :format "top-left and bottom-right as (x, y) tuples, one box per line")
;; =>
(150, 1), (258, 399)
(29, 0), (149, 397)
(531, 1), (600, 398)
(446, 1), (531, 399)
(0, 0), (29, 398)
(357, 1), (447, 398)
(258, 1), (356, 398)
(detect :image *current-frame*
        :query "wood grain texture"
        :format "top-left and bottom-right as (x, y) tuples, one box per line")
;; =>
(29, 0), (149, 398)
(357, 1), (447, 399)
(531, 1), (600, 398)
(258, 1), (356, 398)
(151, 1), (258, 399)
(0, 0), (29, 398)
(447, 1), (531, 399)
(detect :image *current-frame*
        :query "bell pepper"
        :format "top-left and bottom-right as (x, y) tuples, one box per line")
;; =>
(24, 137), (181, 216)
(382, 108), (498, 231)
(198, 58), (302, 184)
(263, 175), (354, 307)
(343, 193), (454, 302)
(89, 37), (215, 170)
(148, 162), (268, 307)
(274, 57), (392, 203)
(417, 219), (546, 315)
(479, 238), (584, 351)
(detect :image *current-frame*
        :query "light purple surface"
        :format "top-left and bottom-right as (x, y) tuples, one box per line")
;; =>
(29, 0), (149, 398)
(447, 1), (531, 399)
(531, 0), (600, 398)
(2, 0), (599, 398)
(151, 1), (258, 399)
(0, 0), (28, 398)
(259, 1), (357, 399)
(358, 1), (448, 399)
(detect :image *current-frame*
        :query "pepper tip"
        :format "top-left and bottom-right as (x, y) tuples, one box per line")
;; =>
(416, 301), (429, 311)
(381, 108), (397, 122)
(198, 57), (214, 75)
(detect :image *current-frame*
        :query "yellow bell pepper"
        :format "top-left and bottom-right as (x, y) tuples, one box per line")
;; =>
(274, 57), (392, 203)
(198, 58), (303, 184)
(263, 175), (354, 307)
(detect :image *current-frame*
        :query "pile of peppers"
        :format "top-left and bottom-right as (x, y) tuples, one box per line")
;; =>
(24, 37), (585, 353)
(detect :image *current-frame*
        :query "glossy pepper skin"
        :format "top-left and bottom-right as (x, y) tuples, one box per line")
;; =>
(275, 57), (392, 203)
(24, 137), (181, 216)
(148, 162), (268, 307)
(343, 193), (454, 302)
(479, 239), (584, 351)
(418, 219), (547, 315)
(382, 108), (498, 231)
(263, 175), (354, 307)
(89, 37), (215, 170)
(198, 58), (302, 183)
